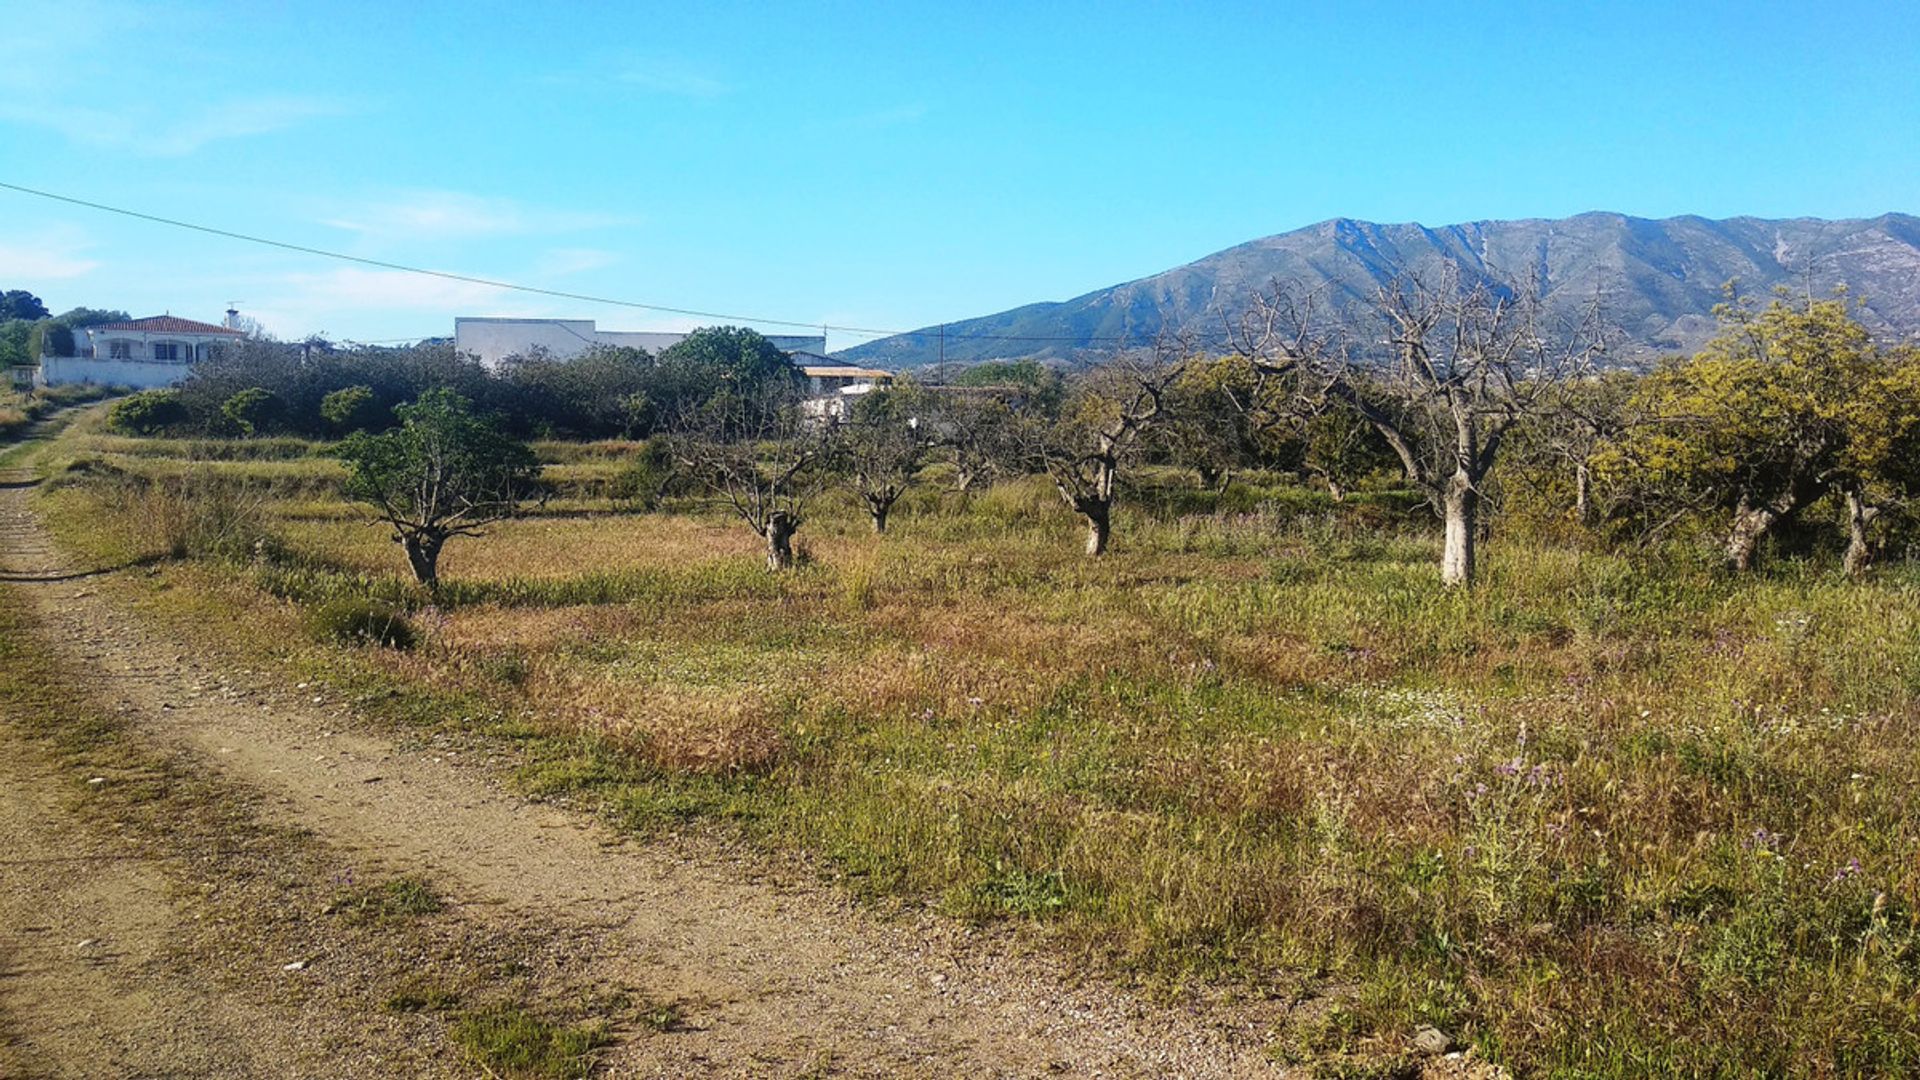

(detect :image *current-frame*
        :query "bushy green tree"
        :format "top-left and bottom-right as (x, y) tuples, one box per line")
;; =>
(0, 320), (31, 367)
(49, 307), (130, 329)
(335, 389), (539, 589)
(833, 381), (933, 533)
(1604, 293), (1881, 571)
(108, 390), (190, 435)
(221, 387), (285, 436)
(1155, 356), (1266, 490)
(651, 327), (796, 420)
(1832, 346), (1920, 574)
(28, 321), (74, 359)
(0, 290), (47, 321)
(320, 384), (380, 433)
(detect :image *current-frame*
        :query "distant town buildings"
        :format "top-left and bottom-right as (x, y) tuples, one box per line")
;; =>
(453, 317), (826, 369)
(38, 312), (245, 389)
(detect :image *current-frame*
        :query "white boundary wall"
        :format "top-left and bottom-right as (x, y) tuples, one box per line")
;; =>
(38, 357), (193, 390)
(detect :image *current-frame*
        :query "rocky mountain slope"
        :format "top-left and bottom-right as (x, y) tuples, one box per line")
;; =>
(842, 212), (1920, 367)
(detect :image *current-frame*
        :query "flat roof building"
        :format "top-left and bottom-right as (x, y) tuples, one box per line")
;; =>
(454, 317), (826, 368)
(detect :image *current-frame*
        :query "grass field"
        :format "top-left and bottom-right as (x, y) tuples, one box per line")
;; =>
(32, 409), (1920, 1077)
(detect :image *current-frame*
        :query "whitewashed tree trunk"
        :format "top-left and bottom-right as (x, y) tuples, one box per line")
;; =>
(1440, 473), (1476, 587)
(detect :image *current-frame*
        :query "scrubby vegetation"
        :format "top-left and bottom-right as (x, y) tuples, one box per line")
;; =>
(0, 382), (122, 441)
(27, 293), (1920, 1076)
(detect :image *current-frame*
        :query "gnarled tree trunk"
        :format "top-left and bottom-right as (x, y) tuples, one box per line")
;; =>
(1574, 462), (1593, 527)
(763, 511), (799, 571)
(1725, 494), (1790, 572)
(1844, 488), (1880, 578)
(402, 531), (446, 590)
(1440, 472), (1477, 587)
(867, 497), (893, 534)
(1081, 500), (1112, 556)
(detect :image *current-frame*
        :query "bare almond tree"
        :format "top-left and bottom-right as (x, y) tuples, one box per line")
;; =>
(1235, 270), (1606, 585)
(1022, 346), (1189, 556)
(670, 380), (827, 571)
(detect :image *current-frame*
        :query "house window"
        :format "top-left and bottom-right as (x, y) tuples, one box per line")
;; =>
(109, 340), (132, 359)
(152, 342), (182, 362)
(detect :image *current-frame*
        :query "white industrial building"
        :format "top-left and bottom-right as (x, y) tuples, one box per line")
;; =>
(454, 317), (826, 368)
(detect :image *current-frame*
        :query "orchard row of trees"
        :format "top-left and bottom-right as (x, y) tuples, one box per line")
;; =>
(109, 327), (802, 441)
(111, 280), (1920, 589)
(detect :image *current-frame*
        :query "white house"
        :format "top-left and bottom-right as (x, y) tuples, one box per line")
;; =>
(454, 317), (826, 368)
(794, 353), (893, 420)
(39, 314), (244, 389)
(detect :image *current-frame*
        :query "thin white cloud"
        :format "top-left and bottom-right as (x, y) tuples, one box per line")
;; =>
(0, 226), (100, 280)
(841, 103), (929, 130)
(614, 61), (730, 98)
(322, 191), (641, 241)
(0, 95), (348, 157)
(534, 55), (731, 98)
(535, 248), (622, 276)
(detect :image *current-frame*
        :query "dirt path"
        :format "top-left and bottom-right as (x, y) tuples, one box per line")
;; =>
(0, 747), (293, 1079)
(0, 455), (1276, 1077)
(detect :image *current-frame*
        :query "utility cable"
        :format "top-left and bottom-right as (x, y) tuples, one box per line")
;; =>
(0, 179), (1155, 347)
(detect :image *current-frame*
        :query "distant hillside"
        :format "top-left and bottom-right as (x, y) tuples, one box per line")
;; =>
(841, 212), (1920, 368)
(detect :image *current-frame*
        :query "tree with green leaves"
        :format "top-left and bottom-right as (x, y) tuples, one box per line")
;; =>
(49, 307), (130, 330)
(336, 389), (540, 589)
(0, 290), (47, 321)
(0, 320), (33, 367)
(221, 387), (285, 436)
(1155, 355), (1266, 491)
(650, 326), (796, 420)
(320, 384), (380, 433)
(1604, 292), (1883, 572)
(833, 381), (932, 533)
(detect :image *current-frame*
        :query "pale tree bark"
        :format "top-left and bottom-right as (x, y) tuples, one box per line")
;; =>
(1074, 491), (1113, 556)
(1724, 492), (1794, 572)
(1843, 488), (1881, 578)
(1440, 472), (1477, 587)
(1574, 461), (1593, 527)
(763, 510), (799, 571)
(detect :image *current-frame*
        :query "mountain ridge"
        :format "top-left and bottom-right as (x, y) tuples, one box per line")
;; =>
(839, 212), (1920, 367)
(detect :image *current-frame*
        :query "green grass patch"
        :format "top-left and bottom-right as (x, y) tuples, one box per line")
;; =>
(449, 1004), (609, 1079)
(326, 875), (445, 924)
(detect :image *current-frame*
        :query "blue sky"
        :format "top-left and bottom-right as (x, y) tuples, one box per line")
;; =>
(2, 0), (1916, 350)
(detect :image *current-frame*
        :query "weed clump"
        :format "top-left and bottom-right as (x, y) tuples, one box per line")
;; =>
(308, 598), (418, 650)
(449, 1004), (609, 1079)
(325, 874), (443, 923)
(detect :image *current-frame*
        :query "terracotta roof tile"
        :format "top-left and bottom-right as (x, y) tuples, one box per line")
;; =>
(93, 315), (243, 335)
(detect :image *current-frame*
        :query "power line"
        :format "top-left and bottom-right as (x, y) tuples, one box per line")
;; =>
(0, 179), (1152, 348)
